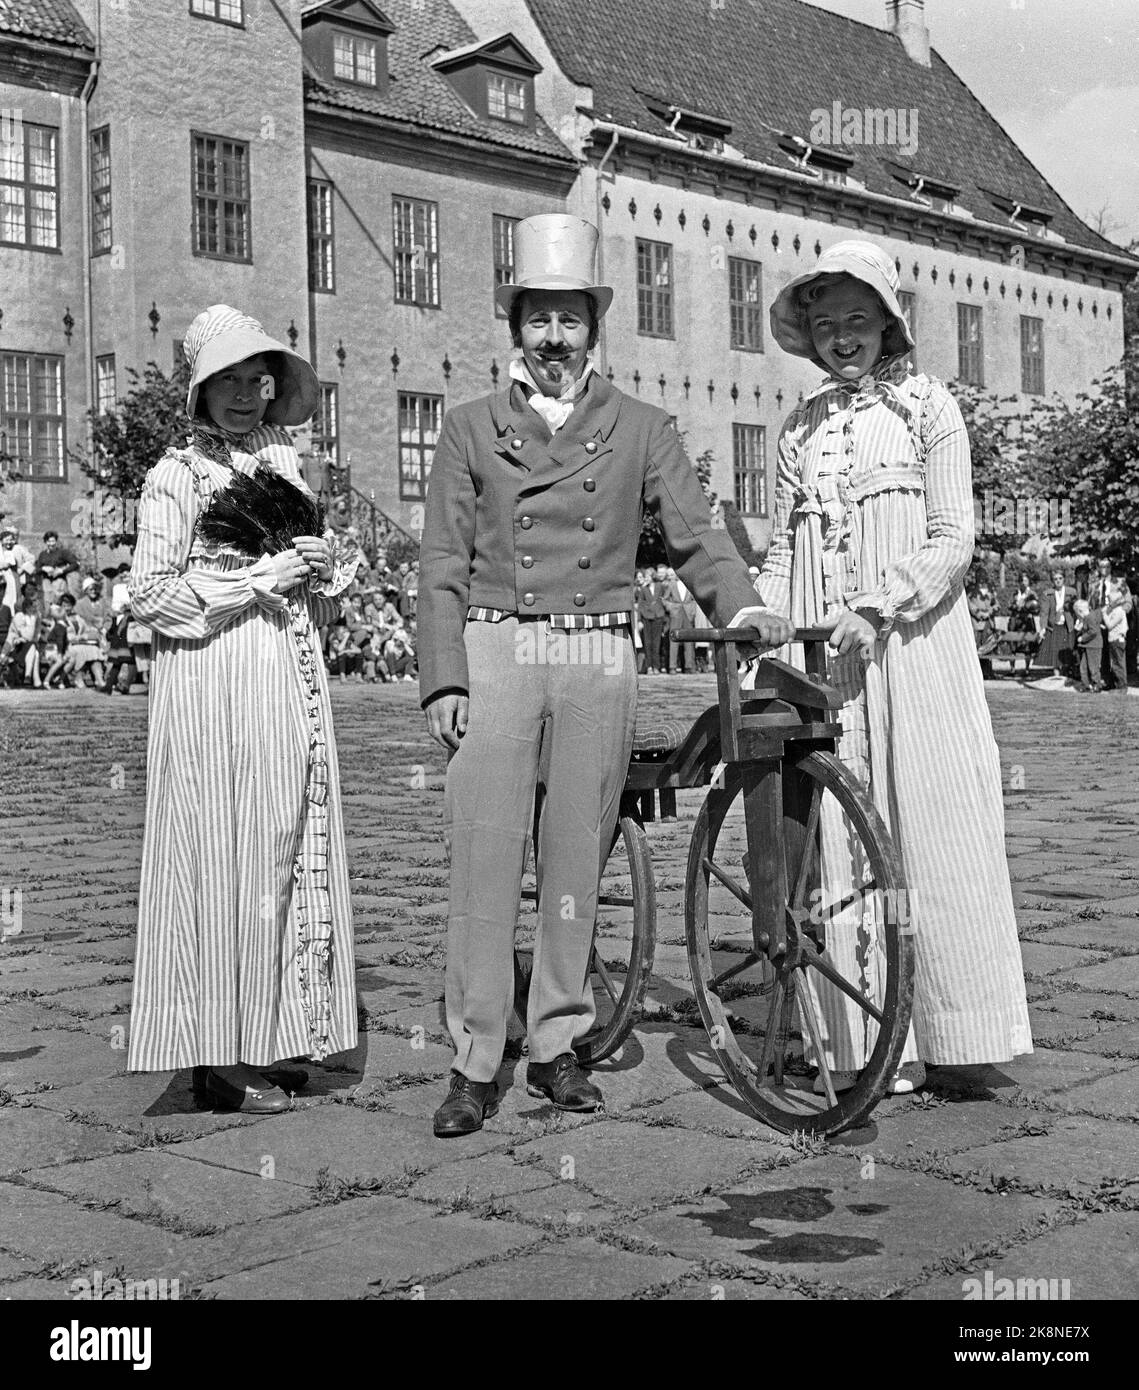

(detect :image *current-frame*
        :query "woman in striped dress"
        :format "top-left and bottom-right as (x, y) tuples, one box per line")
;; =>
(758, 242), (1032, 1092)
(127, 305), (358, 1112)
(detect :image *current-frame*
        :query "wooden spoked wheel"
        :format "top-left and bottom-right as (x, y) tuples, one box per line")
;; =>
(516, 810), (656, 1065)
(685, 751), (914, 1135)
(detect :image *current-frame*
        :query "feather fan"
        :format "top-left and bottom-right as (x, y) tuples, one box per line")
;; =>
(197, 466), (325, 557)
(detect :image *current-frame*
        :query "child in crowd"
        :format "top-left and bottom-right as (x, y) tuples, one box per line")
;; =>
(1074, 598), (1105, 692)
(1103, 582), (1129, 691)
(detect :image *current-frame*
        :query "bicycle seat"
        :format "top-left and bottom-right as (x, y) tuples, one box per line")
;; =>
(631, 718), (690, 756)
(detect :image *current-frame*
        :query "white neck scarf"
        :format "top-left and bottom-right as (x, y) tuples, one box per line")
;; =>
(510, 355), (595, 434)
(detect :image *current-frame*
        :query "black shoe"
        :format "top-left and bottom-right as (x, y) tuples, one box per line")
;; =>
(194, 1067), (289, 1114)
(192, 1064), (307, 1101)
(433, 1072), (499, 1137)
(525, 1053), (603, 1112)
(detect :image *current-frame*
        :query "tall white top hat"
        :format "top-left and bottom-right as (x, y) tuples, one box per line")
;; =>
(494, 214), (613, 318)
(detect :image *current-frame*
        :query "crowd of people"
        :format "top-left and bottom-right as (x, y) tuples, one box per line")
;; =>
(968, 558), (1136, 692)
(0, 519), (426, 692)
(629, 563), (757, 674)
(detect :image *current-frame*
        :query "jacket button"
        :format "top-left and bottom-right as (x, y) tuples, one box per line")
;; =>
(578, 557), (590, 569)
(582, 517), (595, 532)
(520, 515), (533, 529)
(585, 441), (597, 453)
(573, 593), (586, 606)
(522, 592), (535, 606)
(512, 438), (523, 449)
(521, 555), (534, 569)
(583, 478), (596, 492)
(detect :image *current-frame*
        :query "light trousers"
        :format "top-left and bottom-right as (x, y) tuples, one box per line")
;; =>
(443, 617), (637, 1082)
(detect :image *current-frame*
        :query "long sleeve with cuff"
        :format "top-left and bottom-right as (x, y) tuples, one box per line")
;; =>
(129, 454), (286, 639)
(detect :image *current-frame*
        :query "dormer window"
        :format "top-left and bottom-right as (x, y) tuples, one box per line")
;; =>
(333, 31), (376, 85)
(641, 95), (732, 155)
(890, 163), (960, 215)
(302, 2), (394, 98)
(982, 189), (1055, 240)
(487, 72), (526, 125)
(431, 34), (541, 133)
(779, 135), (854, 185)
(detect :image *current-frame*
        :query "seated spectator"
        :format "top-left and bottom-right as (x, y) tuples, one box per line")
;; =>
(61, 596), (106, 688)
(40, 599), (72, 688)
(327, 618), (363, 683)
(1, 598), (43, 687)
(383, 623), (417, 681)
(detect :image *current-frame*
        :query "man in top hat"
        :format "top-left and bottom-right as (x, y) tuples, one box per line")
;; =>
(419, 213), (792, 1136)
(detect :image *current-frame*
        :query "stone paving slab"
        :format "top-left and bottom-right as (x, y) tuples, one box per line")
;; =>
(832, 1099), (1025, 1161)
(508, 1120), (783, 1205)
(199, 1211), (548, 1299)
(0, 1181), (190, 1272)
(28, 1073), (271, 1142)
(1049, 954), (1139, 993)
(907, 1211), (1139, 1301)
(165, 1106), (511, 1189)
(627, 1157), (1059, 1295)
(0, 1031), (127, 1096)
(1001, 1048), (1130, 1096)
(0, 1104), (139, 1174)
(943, 1115), (1137, 1193)
(22, 1149), (318, 1232)
(424, 1236), (694, 1300)
(1038, 1064), (1139, 1119)
(1070, 1020), (1139, 1058)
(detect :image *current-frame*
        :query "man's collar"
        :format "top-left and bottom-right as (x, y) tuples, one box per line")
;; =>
(509, 352), (595, 402)
(491, 366), (620, 443)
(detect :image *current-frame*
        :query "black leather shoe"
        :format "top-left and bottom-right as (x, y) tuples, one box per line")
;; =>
(197, 1068), (290, 1114)
(526, 1053), (603, 1112)
(433, 1072), (499, 1137)
(192, 1063), (308, 1099)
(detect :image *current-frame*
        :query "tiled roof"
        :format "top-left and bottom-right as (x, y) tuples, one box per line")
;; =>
(527, 0), (1127, 261)
(0, 0), (93, 48)
(305, 0), (577, 166)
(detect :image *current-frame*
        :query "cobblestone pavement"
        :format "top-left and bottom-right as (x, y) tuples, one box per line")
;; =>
(1, 678), (1136, 1302)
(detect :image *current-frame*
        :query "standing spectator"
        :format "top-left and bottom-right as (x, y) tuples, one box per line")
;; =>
(1007, 574), (1040, 676)
(1104, 582), (1129, 692)
(1037, 568), (1075, 677)
(1073, 599), (1103, 692)
(1090, 559), (1132, 691)
(662, 567), (688, 672)
(35, 530), (80, 603)
(102, 612), (135, 694)
(396, 560), (418, 623)
(0, 525), (35, 611)
(637, 565), (669, 674)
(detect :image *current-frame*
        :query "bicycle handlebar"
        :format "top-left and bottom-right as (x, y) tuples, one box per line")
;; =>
(670, 625), (832, 645)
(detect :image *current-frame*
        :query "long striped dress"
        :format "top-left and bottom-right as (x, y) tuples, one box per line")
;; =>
(756, 364), (1032, 1067)
(126, 425), (358, 1072)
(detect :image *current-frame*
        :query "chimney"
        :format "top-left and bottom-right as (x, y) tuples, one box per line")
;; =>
(886, 0), (931, 67)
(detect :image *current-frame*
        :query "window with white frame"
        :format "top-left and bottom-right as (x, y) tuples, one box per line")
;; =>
(1, 352), (66, 479)
(728, 257), (762, 351)
(733, 424), (767, 517)
(333, 31), (377, 85)
(398, 392), (443, 501)
(0, 121), (59, 250)
(308, 179), (334, 292)
(957, 303), (984, 386)
(95, 355), (116, 415)
(487, 72), (526, 124)
(492, 214), (517, 317)
(897, 290), (917, 370)
(1020, 315), (1045, 395)
(192, 133), (250, 261)
(636, 238), (673, 338)
(89, 126), (111, 254)
(189, 0), (243, 25)
(313, 382), (339, 465)
(393, 196), (440, 306)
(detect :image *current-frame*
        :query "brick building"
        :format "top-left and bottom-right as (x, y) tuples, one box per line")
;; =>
(1, 0), (1134, 553)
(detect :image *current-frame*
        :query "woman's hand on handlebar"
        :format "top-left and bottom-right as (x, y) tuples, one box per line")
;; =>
(817, 609), (882, 659)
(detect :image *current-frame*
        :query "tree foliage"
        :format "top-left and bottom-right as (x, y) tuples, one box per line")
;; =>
(72, 360), (192, 543)
(638, 439), (759, 568)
